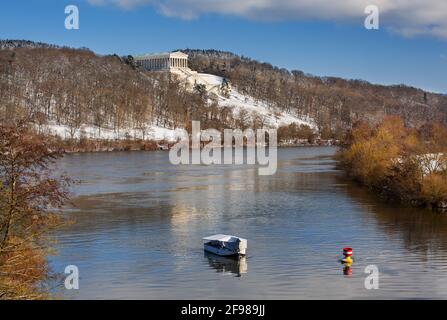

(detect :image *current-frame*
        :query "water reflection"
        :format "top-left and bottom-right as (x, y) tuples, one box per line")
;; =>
(204, 252), (248, 277)
(340, 175), (447, 256)
(342, 264), (353, 277)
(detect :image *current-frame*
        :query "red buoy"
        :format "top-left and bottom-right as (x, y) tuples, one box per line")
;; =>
(343, 247), (353, 257)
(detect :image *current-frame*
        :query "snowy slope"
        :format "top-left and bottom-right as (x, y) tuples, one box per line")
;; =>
(184, 72), (316, 129)
(41, 72), (315, 142)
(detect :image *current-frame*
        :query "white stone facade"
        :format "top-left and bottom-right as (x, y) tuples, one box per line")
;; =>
(135, 51), (189, 71)
(135, 50), (226, 96)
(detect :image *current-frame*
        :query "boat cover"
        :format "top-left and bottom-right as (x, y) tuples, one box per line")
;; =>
(203, 234), (246, 242)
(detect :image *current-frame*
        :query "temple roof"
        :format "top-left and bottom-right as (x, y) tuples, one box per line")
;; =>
(134, 51), (188, 60)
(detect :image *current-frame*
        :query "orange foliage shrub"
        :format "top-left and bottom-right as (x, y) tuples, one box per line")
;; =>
(338, 116), (447, 209)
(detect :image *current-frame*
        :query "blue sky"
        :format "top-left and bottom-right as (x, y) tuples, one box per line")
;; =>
(1, 0), (446, 93)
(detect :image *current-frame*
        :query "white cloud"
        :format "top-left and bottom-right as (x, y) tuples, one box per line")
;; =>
(87, 0), (447, 39)
(88, 0), (152, 10)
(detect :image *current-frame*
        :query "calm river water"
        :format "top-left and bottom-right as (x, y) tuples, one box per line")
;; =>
(49, 147), (447, 299)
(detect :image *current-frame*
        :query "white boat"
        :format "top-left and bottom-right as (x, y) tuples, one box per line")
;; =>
(203, 234), (247, 257)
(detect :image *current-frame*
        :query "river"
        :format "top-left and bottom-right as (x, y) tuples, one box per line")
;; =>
(49, 147), (447, 299)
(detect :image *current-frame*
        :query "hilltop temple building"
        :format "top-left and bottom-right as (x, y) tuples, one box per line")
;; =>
(134, 50), (228, 96)
(134, 51), (189, 72)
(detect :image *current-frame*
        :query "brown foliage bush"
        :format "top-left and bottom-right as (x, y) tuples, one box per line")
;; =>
(338, 116), (447, 209)
(0, 119), (69, 299)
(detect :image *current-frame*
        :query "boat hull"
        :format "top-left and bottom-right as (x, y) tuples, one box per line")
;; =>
(204, 244), (243, 257)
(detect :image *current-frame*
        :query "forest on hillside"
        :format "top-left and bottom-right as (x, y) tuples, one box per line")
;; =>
(1, 41), (446, 144)
(185, 49), (447, 135)
(0, 42), (283, 142)
(0, 45), (215, 139)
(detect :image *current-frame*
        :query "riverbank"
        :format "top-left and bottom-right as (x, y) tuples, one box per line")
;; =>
(61, 142), (337, 154)
(337, 117), (447, 211)
(55, 137), (339, 154)
(55, 137), (169, 153)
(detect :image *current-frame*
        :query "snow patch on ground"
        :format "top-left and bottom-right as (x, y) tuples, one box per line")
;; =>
(41, 123), (185, 143)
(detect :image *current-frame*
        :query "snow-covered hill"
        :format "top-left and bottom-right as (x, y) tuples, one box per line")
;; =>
(207, 74), (314, 128)
(175, 71), (316, 128)
(41, 71), (315, 142)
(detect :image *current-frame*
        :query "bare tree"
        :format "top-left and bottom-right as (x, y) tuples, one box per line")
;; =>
(0, 118), (70, 299)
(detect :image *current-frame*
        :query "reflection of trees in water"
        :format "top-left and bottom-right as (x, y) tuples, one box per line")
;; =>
(204, 252), (247, 277)
(253, 171), (340, 195)
(61, 193), (177, 234)
(338, 175), (447, 255)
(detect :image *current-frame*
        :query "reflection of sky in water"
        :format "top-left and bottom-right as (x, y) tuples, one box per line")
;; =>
(49, 147), (447, 299)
